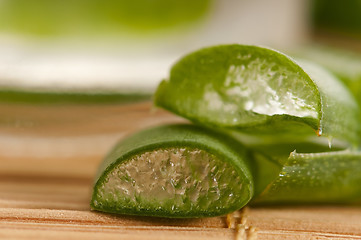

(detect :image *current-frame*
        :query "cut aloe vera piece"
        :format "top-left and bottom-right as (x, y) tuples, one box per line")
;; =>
(236, 136), (351, 200)
(253, 149), (361, 204)
(90, 124), (254, 218)
(154, 44), (360, 146)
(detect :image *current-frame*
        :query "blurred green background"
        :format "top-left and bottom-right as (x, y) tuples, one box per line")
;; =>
(0, 0), (360, 41)
(0, 0), (212, 37)
(312, 0), (361, 37)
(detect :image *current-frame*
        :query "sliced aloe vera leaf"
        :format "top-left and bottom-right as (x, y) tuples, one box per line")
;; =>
(253, 148), (361, 204)
(237, 136), (343, 198)
(90, 124), (254, 218)
(154, 44), (360, 146)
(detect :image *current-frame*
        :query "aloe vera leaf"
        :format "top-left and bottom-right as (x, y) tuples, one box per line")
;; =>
(154, 44), (360, 146)
(240, 137), (361, 204)
(292, 45), (361, 107)
(253, 149), (361, 204)
(90, 124), (254, 218)
(234, 135), (345, 198)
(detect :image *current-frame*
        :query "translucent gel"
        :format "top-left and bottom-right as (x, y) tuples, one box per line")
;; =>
(95, 148), (243, 213)
(200, 57), (319, 125)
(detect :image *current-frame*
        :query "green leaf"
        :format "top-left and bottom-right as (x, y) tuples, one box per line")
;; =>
(91, 124), (254, 218)
(253, 149), (361, 204)
(292, 45), (361, 109)
(233, 135), (348, 200)
(154, 44), (360, 147)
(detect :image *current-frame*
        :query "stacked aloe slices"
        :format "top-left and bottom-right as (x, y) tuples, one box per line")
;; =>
(91, 45), (361, 218)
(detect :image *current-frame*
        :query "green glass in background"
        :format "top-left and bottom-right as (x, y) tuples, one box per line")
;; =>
(0, 0), (212, 37)
(312, 0), (361, 37)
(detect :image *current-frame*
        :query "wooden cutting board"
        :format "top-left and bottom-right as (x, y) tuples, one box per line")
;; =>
(1, 101), (361, 240)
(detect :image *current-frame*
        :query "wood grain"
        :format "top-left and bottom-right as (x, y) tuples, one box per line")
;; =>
(1, 101), (361, 239)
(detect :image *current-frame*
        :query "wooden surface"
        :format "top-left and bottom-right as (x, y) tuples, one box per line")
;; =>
(1, 101), (361, 240)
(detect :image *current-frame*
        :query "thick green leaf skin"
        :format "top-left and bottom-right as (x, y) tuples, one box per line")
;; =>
(253, 150), (361, 204)
(293, 45), (361, 108)
(296, 59), (361, 147)
(91, 124), (254, 218)
(154, 44), (360, 147)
